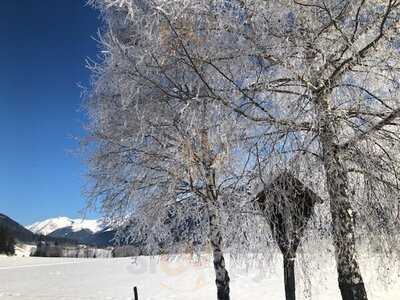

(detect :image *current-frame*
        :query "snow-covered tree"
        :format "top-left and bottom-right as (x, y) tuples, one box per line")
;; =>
(84, 2), (261, 299)
(85, 1), (400, 299)
(152, 1), (400, 299)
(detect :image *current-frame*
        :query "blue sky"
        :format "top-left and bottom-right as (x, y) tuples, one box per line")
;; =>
(0, 1), (101, 225)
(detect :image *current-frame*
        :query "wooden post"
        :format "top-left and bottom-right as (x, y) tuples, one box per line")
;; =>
(283, 255), (296, 300)
(133, 286), (138, 300)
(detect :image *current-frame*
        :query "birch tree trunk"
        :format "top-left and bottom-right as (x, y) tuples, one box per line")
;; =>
(208, 206), (230, 300)
(320, 112), (368, 300)
(199, 114), (230, 300)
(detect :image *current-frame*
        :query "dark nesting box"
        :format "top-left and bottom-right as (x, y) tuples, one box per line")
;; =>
(256, 172), (322, 300)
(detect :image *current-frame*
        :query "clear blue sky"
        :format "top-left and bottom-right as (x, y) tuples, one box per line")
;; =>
(0, 1), (101, 225)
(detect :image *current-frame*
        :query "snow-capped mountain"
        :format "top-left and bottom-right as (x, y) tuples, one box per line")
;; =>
(27, 217), (102, 236)
(0, 214), (80, 246)
(25, 217), (117, 246)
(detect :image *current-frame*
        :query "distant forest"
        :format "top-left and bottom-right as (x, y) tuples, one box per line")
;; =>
(0, 226), (15, 255)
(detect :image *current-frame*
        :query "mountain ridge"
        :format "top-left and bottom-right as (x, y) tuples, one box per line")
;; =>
(27, 216), (116, 246)
(0, 213), (37, 243)
(27, 217), (102, 236)
(0, 214), (77, 245)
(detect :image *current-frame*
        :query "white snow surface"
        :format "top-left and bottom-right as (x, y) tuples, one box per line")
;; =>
(0, 252), (399, 300)
(26, 217), (102, 235)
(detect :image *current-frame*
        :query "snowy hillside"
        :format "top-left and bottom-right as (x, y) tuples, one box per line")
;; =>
(27, 217), (102, 236)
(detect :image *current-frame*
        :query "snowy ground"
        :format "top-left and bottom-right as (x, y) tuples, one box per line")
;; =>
(0, 252), (399, 300)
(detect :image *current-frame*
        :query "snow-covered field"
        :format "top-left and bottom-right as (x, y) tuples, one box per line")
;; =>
(0, 253), (399, 300)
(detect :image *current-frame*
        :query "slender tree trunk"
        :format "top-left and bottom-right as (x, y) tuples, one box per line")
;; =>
(283, 254), (296, 300)
(320, 118), (368, 300)
(199, 107), (230, 300)
(208, 207), (230, 300)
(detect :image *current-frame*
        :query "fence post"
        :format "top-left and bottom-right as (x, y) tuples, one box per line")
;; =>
(133, 286), (138, 300)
